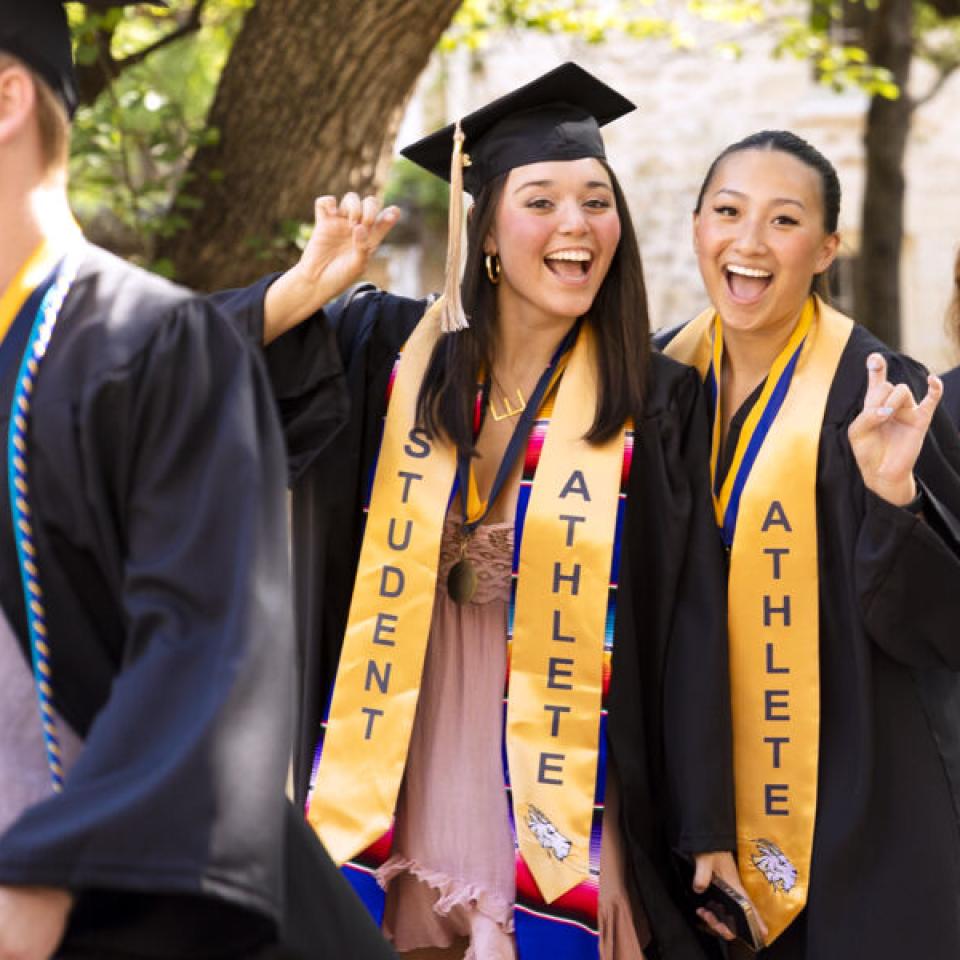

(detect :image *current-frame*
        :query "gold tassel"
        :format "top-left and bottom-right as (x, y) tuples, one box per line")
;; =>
(441, 119), (470, 333)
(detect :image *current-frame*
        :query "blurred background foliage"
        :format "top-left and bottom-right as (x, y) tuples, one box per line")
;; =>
(63, 0), (960, 346)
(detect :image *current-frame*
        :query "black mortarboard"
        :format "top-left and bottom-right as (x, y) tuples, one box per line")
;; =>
(0, 0), (166, 118)
(399, 63), (635, 333)
(400, 62), (635, 196)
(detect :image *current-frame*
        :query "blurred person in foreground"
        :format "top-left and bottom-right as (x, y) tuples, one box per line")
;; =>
(0, 3), (395, 958)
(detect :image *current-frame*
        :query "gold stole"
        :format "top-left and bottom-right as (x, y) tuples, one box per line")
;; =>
(309, 300), (625, 903)
(665, 297), (852, 941)
(0, 239), (65, 340)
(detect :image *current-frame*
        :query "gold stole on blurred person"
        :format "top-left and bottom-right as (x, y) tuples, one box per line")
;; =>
(666, 296), (852, 942)
(308, 298), (624, 905)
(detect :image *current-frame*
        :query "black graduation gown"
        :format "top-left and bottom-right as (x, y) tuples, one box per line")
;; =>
(222, 280), (736, 960)
(657, 322), (960, 960)
(0, 246), (394, 960)
(941, 365), (960, 429)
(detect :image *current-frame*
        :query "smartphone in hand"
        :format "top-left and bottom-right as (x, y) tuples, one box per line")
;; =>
(672, 850), (766, 952)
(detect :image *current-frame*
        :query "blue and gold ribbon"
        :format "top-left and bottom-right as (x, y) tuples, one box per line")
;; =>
(3, 241), (82, 792)
(708, 300), (814, 546)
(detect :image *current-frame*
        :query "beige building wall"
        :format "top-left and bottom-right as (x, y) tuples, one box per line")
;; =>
(389, 28), (960, 372)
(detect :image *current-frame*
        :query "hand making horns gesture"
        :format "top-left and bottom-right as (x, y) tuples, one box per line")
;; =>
(263, 193), (400, 344)
(847, 352), (944, 507)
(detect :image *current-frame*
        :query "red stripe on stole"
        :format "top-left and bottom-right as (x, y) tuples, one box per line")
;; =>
(515, 854), (599, 911)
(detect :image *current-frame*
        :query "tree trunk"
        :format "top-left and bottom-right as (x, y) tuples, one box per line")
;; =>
(157, 0), (462, 290)
(855, 0), (914, 349)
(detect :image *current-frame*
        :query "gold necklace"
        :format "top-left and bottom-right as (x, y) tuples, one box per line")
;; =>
(488, 372), (527, 421)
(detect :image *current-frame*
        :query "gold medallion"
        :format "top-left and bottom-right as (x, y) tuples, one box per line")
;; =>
(447, 557), (478, 604)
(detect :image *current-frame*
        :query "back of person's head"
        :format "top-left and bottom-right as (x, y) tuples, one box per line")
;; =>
(0, 51), (70, 175)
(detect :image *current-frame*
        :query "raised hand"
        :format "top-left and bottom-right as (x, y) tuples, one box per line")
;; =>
(0, 885), (72, 960)
(847, 352), (943, 506)
(263, 193), (400, 343)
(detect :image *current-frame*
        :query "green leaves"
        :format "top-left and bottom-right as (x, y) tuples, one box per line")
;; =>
(68, 0), (248, 272)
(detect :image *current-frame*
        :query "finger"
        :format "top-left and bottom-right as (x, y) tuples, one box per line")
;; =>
(916, 374), (944, 422)
(864, 352), (890, 407)
(697, 908), (736, 942)
(692, 857), (711, 894)
(315, 195), (338, 221)
(360, 195), (381, 229)
(352, 223), (370, 254)
(876, 382), (915, 419)
(367, 205), (401, 249)
(340, 192), (363, 224)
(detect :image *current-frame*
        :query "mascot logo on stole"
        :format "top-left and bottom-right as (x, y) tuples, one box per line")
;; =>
(527, 805), (572, 861)
(750, 839), (798, 893)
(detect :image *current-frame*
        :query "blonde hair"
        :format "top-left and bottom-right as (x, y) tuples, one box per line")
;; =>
(0, 52), (70, 172)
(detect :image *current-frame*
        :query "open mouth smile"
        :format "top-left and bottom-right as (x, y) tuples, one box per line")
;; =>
(544, 249), (594, 283)
(724, 263), (773, 304)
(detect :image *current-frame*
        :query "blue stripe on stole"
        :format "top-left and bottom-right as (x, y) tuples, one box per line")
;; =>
(342, 862), (387, 925)
(509, 477), (533, 638)
(721, 341), (804, 546)
(608, 495), (625, 585)
(705, 364), (720, 497)
(514, 476), (534, 563)
(515, 909), (600, 957)
(595, 713), (607, 808)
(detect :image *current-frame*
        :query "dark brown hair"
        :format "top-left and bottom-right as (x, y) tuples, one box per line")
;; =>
(416, 160), (650, 453)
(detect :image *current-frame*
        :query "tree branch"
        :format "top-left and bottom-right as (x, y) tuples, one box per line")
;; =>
(76, 0), (208, 106)
(911, 61), (959, 109)
(114, 0), (209, 72)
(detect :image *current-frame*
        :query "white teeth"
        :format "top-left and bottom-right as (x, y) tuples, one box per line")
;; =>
(726, 264), (772, 278)
(545, 250), (592, 262)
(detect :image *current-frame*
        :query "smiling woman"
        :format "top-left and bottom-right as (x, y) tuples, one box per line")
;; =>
(218, 63), (744, 960)
(661, 130), (960, 960)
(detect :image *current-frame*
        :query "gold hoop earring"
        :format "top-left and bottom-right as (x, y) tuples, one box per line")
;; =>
(484, 253), (501, 285)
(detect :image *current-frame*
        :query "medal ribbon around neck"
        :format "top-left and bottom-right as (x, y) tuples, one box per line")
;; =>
(2, 238), (84, 793)
(708, 299), (814, 547)
(307, 301), (627, 921)
(448, 323), (580, 604)
(666, 296), (852, 942)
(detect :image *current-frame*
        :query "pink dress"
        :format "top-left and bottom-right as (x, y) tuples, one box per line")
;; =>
(378, 517), (649, 960)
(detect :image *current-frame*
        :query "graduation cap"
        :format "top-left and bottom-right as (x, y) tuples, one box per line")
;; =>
(0, 0), (167, 118)
(399, 62), (635, 332)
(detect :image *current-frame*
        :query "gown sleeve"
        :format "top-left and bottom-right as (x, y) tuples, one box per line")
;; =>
(210, 276), (350, 483)
(0, 298), (294, 929)
(660, 366), (737, 854)
(853, 352), (960, 670)
(212, 281), (429, 485)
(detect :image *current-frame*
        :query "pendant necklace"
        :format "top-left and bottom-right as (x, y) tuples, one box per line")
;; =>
(488, 371), (527, 422)
(446, 321), (581, 604)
